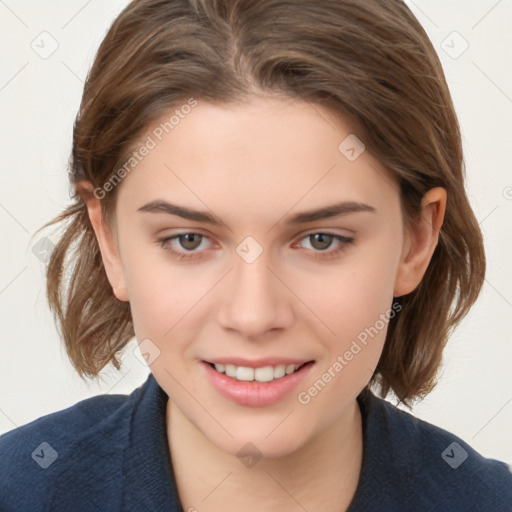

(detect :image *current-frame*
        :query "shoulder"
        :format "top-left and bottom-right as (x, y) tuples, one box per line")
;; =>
(357, 388), (512, 510)
(0, 378), (148, 510)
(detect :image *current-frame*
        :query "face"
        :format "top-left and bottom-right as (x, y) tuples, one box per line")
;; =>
(94, 97), (426, 459)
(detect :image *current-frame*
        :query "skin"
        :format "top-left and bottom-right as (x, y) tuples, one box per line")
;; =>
(79, 96), (446, 511)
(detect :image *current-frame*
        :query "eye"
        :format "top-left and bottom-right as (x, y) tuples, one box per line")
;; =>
(295, 232), (355, 260)
(157, 231), (355, 262)
(158, 233), (212, 261)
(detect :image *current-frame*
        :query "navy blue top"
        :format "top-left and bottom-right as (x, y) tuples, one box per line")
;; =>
(1, 373), (511, 511)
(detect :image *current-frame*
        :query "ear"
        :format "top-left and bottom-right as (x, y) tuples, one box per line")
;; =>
(394, 187), (447, 297)
(75, 181), (129, 302)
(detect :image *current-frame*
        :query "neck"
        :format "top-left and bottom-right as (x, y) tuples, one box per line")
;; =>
(166, 399), (363, 512)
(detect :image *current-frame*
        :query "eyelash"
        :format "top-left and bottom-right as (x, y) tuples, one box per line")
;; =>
(157, 231), (355, 261)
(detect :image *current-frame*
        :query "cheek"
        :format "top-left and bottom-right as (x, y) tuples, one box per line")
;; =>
(120, 246), (196, 342)
(300, 244), (399, 340)
(297, 236), (400, 391)
(296, 276), (396, 414)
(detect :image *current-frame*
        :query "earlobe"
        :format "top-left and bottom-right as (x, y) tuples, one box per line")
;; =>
(75, 181), (129, 302)
(393, 187), (447, 297)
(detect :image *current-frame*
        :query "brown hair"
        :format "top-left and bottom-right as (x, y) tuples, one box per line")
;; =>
(38, 0), (485, 408)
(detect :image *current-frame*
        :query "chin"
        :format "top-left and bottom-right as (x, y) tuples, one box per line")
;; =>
(207, 418), (314, 462)
(224, 437), (304, 463)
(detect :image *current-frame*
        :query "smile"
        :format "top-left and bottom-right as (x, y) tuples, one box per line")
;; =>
(202, 360), (316, 406)
(207, 362), (311, 382)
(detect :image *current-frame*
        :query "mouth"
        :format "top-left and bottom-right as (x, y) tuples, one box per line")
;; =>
(201, 358), (316, 406)
(204, 360), (315, 383)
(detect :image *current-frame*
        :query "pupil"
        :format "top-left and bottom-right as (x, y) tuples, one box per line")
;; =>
(312, 233), (332, 250)
(181, 234), (200, 250)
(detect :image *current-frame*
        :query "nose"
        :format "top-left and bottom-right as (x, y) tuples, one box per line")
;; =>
(217, 251), (295, 338)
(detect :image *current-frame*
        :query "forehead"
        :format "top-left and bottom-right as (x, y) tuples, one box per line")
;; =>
(116, 97), (400, 224)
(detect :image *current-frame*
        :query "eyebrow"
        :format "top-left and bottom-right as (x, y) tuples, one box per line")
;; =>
(137, 199), (376, 225)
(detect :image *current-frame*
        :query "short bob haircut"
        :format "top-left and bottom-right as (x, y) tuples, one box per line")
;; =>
(40, 0), (485, 408)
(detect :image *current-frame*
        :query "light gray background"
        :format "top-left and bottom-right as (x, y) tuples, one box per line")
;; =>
(1, 0), (511, 464)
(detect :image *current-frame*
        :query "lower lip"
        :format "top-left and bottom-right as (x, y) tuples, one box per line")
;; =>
(201, 361), (315, 406)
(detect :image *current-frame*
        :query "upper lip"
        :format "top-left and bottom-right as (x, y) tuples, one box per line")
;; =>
(203, 357), (314, 368)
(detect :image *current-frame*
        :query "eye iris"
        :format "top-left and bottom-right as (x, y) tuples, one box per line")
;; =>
(179, 234), (201, 250)
(310, 233), (332, 250)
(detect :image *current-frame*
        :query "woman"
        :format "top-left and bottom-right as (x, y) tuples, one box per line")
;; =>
(1, 0), (511, 510)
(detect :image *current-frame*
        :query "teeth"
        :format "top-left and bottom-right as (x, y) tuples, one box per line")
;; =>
(224, 364), (237, 378)
(213, 362), (305, 382)
(273, 365), (286, 379)
(254, 366), (274, 382)
(285, 364), (296, 375)
(237, 366), (254, 381)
